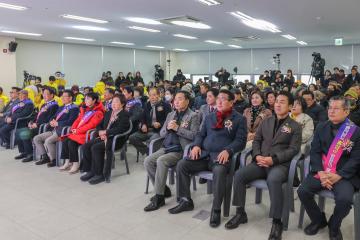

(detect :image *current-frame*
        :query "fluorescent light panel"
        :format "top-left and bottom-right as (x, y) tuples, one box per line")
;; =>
(230, 11), (281, 33)
(173, 48), (189, 52)
(0, 2), (27, 10)
(173, 34), (198, 39)
(73, 25), (109, 31)
(297, 41), (308, 45)
(1, 30), (41, 36)
(110, 41), (135, 46)
(171, 20), (211, 29)
(281, 34), (296, 40)
(64, 37), (95, 42)
(197, 0), (222, 6)
(228, 44), (242, 48)
(146, 45), (164, 49)
(61, 14), (108, 24)
(205, 40), (223, 45)
(128, 26), (160, 32)
(125, 17), (162, 25)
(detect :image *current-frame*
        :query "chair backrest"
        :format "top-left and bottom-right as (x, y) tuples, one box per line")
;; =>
(14, 111), (34, 129)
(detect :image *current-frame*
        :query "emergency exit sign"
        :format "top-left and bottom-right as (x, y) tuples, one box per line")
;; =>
(335, 38), (343, 46)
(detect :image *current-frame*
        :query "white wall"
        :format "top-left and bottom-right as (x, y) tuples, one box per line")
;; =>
(15, 39), (161, 87)
(0, 36), (17, 94)
(172, 45), (358, 76)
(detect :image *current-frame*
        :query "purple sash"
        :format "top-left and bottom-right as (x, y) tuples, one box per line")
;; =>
(11, 99), (32, 113)
(55, 104), (76, 121)
(77, 110), (96, 128)
(36, 100), (58, 121)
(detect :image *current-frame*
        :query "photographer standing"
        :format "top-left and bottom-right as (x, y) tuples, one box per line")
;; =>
(173, 69), (186, 83)
(215, 67), (230, 85)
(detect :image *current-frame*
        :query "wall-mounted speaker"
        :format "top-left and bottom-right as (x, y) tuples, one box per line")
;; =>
(8, 41), (18, 52)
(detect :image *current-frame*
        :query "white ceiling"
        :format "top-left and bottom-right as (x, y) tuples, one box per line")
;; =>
(0, 0), (360, 51)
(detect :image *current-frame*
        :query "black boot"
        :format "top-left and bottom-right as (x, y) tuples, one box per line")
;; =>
(88, 175), (105, 185)
(268, 221), (283, 240)
(144, 194), (165, 212)
(80, 172), (95, 182)
(304, 212), (327, 235)
(209, 209), (221, 228)
(35, 154), (50, 165)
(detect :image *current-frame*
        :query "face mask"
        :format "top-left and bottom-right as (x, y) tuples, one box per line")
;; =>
(165, 95), (172, 102)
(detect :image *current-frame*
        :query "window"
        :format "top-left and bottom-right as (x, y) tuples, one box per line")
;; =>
(183, 73), (191, 79)
(191, 74), (209, 84)
(233, 75), (251, 83)
(300, 74), (312, 84)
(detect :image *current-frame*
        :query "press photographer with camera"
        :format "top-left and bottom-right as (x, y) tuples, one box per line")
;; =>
(215, 67), (230, 85)
(173, 69), (186, 83)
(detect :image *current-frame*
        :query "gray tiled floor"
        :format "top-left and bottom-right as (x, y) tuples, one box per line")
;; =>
(0, 146), (354, 240)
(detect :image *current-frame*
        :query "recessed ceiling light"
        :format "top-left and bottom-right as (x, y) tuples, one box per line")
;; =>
(173, 48), (189, 52)
(197, 0), (222, 6)
(281, 34), (296, 40)
(171, 20), (211, 29)
(1, 30), (42, 36)
(61, 14), (108, 24)
(110, 41), (135, 46)
(228, 44), (242, 48)
(64, 37), (95, 42)
(128, 26), (160, 33)
(72, 25), (109, 31)
(146, 45), (165, 49)
(0, 2), (27, 10)
(297, 41), (308, 45)
(125, 17), (162, 25)
(230, 11), (281, 33)
(205, 40), (223, 45)
(173, 34), (198, 39)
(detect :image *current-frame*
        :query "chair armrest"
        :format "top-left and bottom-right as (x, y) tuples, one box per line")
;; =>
(60, 126), (71, 137)
(148, 137), (165, 155)
(89, 130), (97, 140)
(183, 143), (195, 158)
(239, 147), (253, 168)
(111, 121), (133, 153)
(85, 128), (96, 143)
(38, 123), (48, 134)
(287, 151), (302, 188)
(14, 112), (33, 130)
(229, 150), (242, 176)
(303, 156), (311, 178)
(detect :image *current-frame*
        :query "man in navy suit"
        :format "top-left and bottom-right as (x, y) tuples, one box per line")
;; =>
(33, 90), (79, 167)
(168, 89), (247, 228)
(0, 90), (34, 149)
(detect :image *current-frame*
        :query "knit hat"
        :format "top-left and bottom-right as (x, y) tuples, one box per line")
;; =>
(344, 89), (358, 100)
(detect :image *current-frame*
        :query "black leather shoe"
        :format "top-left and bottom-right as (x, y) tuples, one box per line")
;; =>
(22, 155), (33, 163)
(35, 158), (50, 165)
(268, 222), (283, 240)
(329, 228), (343, 240)
(144, 195), (165, 212)
(209, 209), (221, 228)
(15, 153), (26, 160)
(47, 160), (56, 168)
(225, 212), (248, 229)
(168, 199), (194, 214)
(151, 186), (172, 202)
(199, 178), (207, 184)
(89, 175), (105, 185)
(304, 213), (327, 235)
(80, 172), (95, 182)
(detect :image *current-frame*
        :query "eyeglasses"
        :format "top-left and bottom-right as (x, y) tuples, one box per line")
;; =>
(328, 107), (345, 112)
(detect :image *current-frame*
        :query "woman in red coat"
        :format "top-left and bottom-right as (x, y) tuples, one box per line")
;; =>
(59, 92), (104, 174)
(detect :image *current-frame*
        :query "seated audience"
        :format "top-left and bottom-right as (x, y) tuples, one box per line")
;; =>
(194, 83), (209, 111)
(344, 89), (360, 126)
(198, 88), (219, 127)
(103, 88), (115, 112)
(0, 87), (20, 125)
(123, 86), (143, 134)
(232, 88), (248, 115)
(302, 90), (328, 127)
(297, 96), (360, 240)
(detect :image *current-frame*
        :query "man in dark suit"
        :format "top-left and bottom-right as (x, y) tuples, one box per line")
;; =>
(297, 96), (360, 240)
(302, 90), (328, 127)
(103, 88), (115, 112)
(168, 89), (247, 227)
(225, 91), (302, 240)
(19, 87), (59, 163)
(0, 87), (21, 126)
(343, 67), (360, 93)
(215, 67), (230, 85)
(33, 90), (79, 167)
(129, 87), (171, 156)
(0, 90), (34, 149)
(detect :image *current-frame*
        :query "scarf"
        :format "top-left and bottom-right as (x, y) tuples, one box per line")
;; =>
(250, 105), (265, 128)
(107, 110), (120, 129)
(213, 108), (233, 129)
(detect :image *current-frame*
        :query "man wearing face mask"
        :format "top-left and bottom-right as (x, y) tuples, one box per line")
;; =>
(344, 89), (360, 126)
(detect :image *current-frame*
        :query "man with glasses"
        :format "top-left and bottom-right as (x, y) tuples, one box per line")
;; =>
(298, 96), (360, 240)
(33, 90), (79, 167)
(0, 87), (21, 126)
(168, 89), (247, 228)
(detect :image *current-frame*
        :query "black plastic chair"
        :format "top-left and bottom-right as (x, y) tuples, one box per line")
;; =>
(9, 112), (34, 149)
(55, 126), (71, 166)
(239, 149), (302, 230)
(32, 123), (49, 161)
(298, 156), (360, 240)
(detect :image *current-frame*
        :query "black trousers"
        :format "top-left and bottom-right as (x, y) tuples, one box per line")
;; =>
(176, 158), (229, 210)
(17, 128), (38, 155)
(81, 138), (116, 177)
(297, 175), (354, 231)
(232, 162), (289, 219)
(61, 138), (80, 162)
(0, 124), (13, 144)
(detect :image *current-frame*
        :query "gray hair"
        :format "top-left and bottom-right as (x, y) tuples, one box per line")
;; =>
(329, 95), (351, 111)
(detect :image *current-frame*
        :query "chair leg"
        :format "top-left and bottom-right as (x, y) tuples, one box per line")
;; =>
(298, 203), (305, 229)
(192, 176), (197, 191)
(207, 180), (213, 194)
(10, 130), (15, 149)
(318, 196), (326, 211)
(136, 150), (139, 163)
(282, 185), (290, 231)
(223, 178), (232, 218)
(33, 142), (37, 161)
(290, 188), (295, 212)
(354, 192), (360, 240)
(255, 188), (262, 204)
(169, 169), (175, 185)
(123, 149), (130, 174)
(145, 175), (150, 194)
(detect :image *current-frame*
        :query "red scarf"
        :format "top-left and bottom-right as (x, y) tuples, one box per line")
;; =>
(213, 109), (233, 129)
